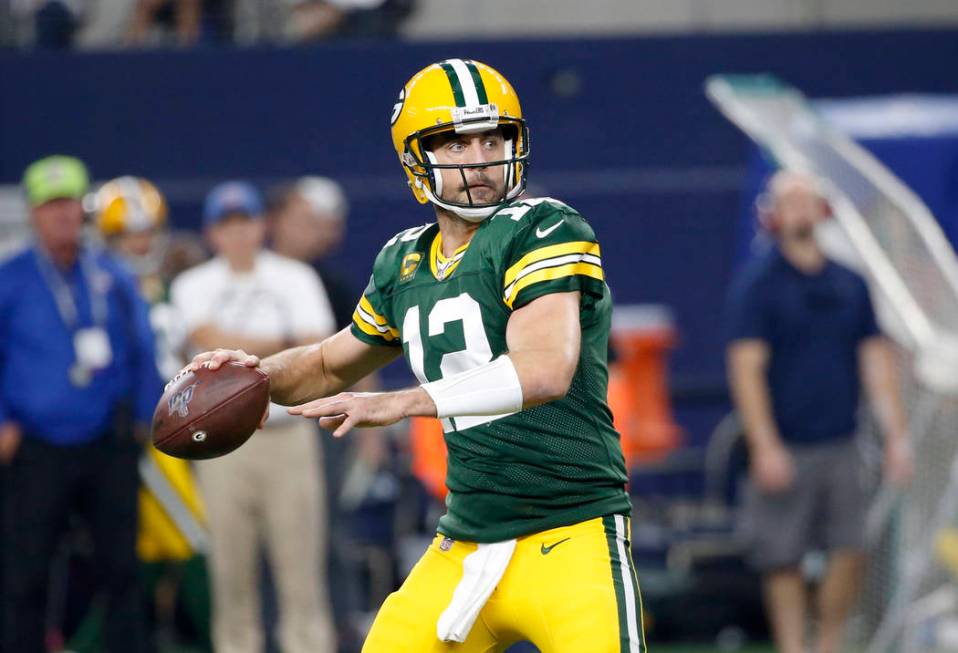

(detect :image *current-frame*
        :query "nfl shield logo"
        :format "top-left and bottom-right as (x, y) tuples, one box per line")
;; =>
(439, 537), (454, 552)
(168, 382), (199, 418)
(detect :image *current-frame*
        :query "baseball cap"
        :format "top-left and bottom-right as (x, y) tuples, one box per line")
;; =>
(23, 155), (90, 207)
(203, 181), (264, 227)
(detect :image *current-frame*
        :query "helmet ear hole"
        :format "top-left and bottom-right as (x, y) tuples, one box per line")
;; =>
(424, 149), (443, 198)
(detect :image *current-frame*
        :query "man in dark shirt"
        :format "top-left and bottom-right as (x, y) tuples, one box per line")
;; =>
(0, 155), (160, 653)
(725, 171), (913, 653)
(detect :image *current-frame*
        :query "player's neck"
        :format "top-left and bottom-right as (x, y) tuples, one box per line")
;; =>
(780, 238), (826, 274)
(435, 209), (481, 257)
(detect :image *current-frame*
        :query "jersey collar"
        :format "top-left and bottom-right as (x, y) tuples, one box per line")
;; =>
(430, 231), (470, 281)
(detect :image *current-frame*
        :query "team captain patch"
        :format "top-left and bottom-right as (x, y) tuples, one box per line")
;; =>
(400, 252), (422, 282)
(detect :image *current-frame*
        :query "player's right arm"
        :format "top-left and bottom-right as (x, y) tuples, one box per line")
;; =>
(188, 327), (401, 406)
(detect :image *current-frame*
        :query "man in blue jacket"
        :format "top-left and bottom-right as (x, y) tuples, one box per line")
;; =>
(0, 155), (161, 653)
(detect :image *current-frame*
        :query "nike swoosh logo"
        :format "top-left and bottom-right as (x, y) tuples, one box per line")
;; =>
(540, 537), (571, 555)
(535, 220), (563, 239)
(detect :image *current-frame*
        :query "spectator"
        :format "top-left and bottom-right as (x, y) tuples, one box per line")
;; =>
(171, 181), (336, 653)
(126, 0), (208, 46)
(0, 155), (160, 653)
(269, 176), (392, 649)
(725, 170), (914, 653)
(286, 0), (413, 41)
(11, 0), (84, 48)
(268, 176), (353, 328)
(93, 176), (211, 649)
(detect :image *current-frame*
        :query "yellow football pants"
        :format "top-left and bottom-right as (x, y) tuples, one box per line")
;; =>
(363, 514), (646, 653)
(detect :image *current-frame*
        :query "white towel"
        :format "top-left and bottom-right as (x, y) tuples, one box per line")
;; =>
(436, 539), (517, 643)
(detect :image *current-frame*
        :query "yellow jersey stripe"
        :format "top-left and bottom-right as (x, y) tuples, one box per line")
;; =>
(352, 310), (398, 341)
(359, 295), (389, 326)
(504, 262), (604, 309)
(503, 251), (601, 301)
(503, 241), (600, 288)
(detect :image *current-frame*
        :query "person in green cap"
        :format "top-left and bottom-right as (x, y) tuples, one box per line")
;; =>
(1, 155), (162, 653)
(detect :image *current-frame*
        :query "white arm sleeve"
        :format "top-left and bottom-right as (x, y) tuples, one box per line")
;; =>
(421, 356), (523, 419)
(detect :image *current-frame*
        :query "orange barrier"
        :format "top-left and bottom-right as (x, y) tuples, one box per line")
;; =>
(609, 320), (682, 467)
(409, 416), (448, 500)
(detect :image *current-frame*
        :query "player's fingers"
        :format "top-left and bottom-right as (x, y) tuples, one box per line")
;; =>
(318, 414), (348, 431)
(289, 394), (350, 417)
(188, 351), (216, 371)
(291, 400), (339, 417)
(332, 413), (360, 438)
(208, 348), (249, 370)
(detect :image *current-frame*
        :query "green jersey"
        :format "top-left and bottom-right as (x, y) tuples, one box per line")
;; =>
(351, 197), (630, 542)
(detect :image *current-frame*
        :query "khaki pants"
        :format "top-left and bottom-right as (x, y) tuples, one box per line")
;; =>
(196, 418), (335, 653)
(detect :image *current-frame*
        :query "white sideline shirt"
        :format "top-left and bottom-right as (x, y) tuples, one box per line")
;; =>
(171, 250), (335, 425)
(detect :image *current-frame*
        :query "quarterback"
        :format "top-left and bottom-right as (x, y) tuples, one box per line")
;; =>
(191, 59), (646, 652)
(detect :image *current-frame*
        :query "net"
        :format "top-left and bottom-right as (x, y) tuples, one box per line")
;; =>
(706, 75), (958, 653)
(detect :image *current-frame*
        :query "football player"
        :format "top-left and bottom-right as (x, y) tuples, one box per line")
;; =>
(190, 59), (645, 652)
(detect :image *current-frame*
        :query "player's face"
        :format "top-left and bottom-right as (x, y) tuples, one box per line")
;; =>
(428, 129), (508, 206)
(32, 197), (84, 261)
(116, 229), (158, 258)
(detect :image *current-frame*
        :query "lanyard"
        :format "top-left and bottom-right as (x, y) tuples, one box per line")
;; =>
(33, 244), (108, 332)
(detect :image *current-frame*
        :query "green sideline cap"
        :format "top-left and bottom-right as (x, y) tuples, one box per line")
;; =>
(23, 155), (90, 207)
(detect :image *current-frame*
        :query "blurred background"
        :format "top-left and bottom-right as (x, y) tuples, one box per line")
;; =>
(2, 1), (958, 652)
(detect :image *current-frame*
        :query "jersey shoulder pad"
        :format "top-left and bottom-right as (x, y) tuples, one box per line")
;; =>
(493, 198), (605, 310)
(491, 197), (594, 244)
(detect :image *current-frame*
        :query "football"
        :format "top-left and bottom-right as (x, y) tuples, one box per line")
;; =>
(152, 362), (271, 460)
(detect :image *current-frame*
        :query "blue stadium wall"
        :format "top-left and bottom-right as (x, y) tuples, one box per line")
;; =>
(3, 29), (957, 445)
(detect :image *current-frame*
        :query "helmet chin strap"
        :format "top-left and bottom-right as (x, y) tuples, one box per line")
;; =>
(421, 184), (500, 222)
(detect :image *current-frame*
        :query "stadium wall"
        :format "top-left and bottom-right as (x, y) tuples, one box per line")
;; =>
(2, 29), (957, 443)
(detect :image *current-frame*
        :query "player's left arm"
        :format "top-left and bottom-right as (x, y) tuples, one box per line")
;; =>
(502, 291), (580, 405)
(291, 291), (581, 436)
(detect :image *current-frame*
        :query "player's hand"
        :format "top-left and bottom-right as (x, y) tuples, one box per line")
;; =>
(0, 421), (22, 466)
(751, 441), (795, 494)
(884, 436), (914, 487)
(186, 349), (260, 373)
(289, 388), (432, 438)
